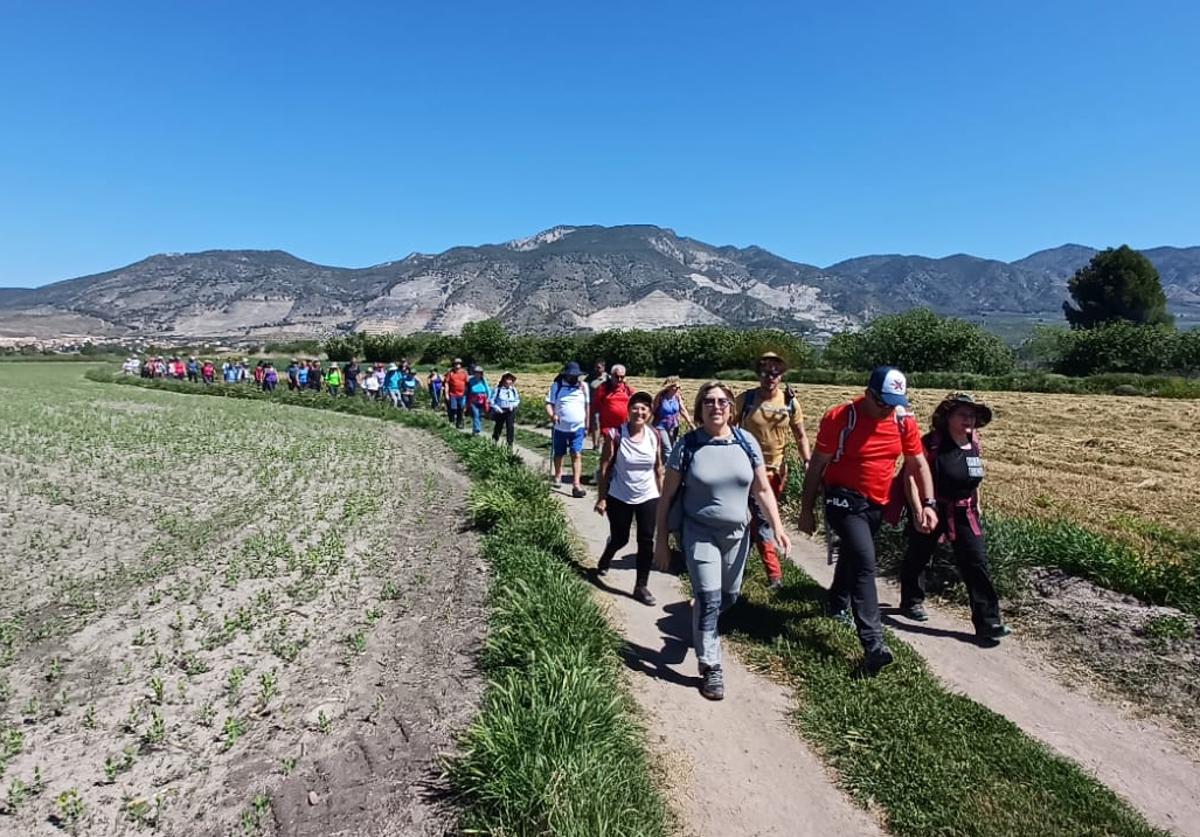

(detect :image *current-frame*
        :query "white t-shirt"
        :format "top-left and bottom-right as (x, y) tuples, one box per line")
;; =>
(608, 425), (661, 505)
(546, 380), (590, 432)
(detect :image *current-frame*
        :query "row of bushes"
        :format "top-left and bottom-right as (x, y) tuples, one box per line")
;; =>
(324, 313), (1200, 393)
(85, 370), (667, 835)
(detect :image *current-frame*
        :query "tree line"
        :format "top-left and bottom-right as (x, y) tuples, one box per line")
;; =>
(323, 245), (1198, 380)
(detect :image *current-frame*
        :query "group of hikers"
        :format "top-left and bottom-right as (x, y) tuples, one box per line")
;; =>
(569, 353), (1008, 701)
(122, 349), (1008, 703)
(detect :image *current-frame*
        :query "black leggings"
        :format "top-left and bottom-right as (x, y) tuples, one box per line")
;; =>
(900, 507), (1002, 630)
(492, 409), (516, 447)
(598, 496), (658, 587)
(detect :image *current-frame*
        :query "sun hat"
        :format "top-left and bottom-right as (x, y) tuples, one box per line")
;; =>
(562, 361), (583, 377)
(932, 392), (993, 430)
(867, 365), (910, 407)
(387, 362), (397, 370)
(757, 351), (787, 371)
(472, 365), (484, 373)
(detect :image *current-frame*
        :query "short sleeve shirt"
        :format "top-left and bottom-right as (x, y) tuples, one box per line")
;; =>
(667, 429), (764, 529)
(594, 382), (632, 430)
(734, 388), (804, 471)
(815, 397), (922, 505)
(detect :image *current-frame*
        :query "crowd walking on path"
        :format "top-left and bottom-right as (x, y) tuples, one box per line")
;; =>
(121, 348), (1010, 699)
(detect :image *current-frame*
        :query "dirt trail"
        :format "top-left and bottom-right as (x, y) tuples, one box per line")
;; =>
(508, 444), (882, 837)
(787, 538), (1200, 837)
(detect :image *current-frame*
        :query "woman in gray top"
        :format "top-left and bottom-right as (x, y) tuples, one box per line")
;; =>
(654, 381), (792, 700)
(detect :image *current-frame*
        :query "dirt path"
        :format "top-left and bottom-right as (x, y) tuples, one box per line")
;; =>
(507, 443), (882, 837)
(787, 538), (1200, 837)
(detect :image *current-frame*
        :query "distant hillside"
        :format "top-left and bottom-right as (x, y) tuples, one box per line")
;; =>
(1, 226), (1197, 339)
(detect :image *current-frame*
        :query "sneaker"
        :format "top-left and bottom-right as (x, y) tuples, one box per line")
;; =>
(767, 577), (784, 592)
(571, 486), (586, 498)
(900, 603), (929, 622)
(633, 586), (657, 606)
(863, 645), (895, 674)
(826, 607), (854, 628)
(699, 665), (725, 701)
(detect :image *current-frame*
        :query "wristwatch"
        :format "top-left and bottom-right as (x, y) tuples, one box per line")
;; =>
(921, 498), (938, 509)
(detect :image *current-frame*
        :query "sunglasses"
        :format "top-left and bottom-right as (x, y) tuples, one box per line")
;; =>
(759, 369), (784, 378)
(702, 397), (731, 409)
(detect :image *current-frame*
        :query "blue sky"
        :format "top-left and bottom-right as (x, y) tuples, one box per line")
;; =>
(2, 0), (1198, 287)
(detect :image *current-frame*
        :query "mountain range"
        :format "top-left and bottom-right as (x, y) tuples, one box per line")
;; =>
(1, 225), (1197, 340)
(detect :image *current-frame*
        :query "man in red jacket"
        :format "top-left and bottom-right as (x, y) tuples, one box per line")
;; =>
(798, 366), (937, 674)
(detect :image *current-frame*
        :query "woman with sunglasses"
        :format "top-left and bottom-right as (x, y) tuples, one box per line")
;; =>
(654, 381), (792, 700)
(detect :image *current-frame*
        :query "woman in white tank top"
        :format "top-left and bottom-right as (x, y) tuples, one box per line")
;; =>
(594, 392), (664, 605)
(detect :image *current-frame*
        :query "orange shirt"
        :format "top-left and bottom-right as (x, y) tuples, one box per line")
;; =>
(815, 397), (922, 505)
(446, 369), (469, 397)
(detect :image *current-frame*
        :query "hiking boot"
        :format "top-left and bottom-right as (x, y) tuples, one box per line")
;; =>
(633, 586), (656, 606)
(699, 665), (725, 701)
(977, 624), (1012, 641)
(767, 577), (784, 592)
(863, 645), (895, 674)
(571, 486), (586, 498)
(900, 603), (929, 622)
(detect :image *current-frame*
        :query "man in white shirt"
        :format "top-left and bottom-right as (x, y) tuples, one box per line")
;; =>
(545, 361), (591, 498)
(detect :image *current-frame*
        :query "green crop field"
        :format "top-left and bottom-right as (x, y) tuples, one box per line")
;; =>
(0, 363), (488, 834)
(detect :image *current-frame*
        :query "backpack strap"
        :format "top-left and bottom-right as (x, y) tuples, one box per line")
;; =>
(731, 427), (759, 468)
(831, 402), (858, 464)
(783, 384), (797, 416)
(740, 390), (757, 421)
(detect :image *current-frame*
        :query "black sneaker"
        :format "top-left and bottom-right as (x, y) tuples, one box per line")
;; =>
(633, 586), (657, 606)
(699, 665), (725, 701)
(767, 578), (784, 592)
(571, 486), (586, 498)
(900, 603), (929, 622)
(863, 645), (895, 674)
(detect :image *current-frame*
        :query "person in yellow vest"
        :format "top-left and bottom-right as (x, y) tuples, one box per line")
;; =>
(731, 352), (811, 590)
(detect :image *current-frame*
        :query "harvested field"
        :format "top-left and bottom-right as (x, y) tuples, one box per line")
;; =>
(516, 373), (1200, 543)
(0, 364), (487, 836)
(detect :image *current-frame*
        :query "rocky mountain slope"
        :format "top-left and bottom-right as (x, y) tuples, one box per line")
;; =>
(1, 226), (1197, 339)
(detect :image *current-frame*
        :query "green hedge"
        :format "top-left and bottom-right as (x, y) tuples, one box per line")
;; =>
(85, 370), (667, 836)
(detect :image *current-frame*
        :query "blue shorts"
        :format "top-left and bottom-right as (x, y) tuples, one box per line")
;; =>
(552, 427), (586, 457)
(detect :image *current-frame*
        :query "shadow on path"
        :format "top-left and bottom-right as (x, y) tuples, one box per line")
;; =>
(620, 601), (700, 689)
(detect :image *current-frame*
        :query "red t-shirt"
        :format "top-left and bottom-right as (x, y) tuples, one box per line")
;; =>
(815, 397), (923, 505)
(593, 381), (632, 430)
(446, 369), (469, 397)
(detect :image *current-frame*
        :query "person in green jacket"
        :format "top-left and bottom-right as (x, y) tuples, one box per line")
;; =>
(325, 364), (343, 396)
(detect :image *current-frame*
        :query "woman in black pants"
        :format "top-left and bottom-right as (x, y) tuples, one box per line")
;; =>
(899, 392), (1010, 641)
(594, 391), (663, 606)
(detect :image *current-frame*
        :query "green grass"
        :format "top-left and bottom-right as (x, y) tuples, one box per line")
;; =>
(723, 567), (1164, 837)
(85, 369), (667, 837)
(874, 514), (1200, 618)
